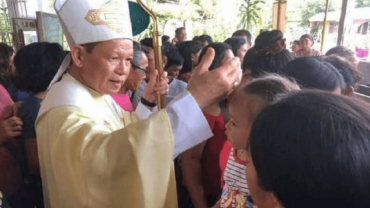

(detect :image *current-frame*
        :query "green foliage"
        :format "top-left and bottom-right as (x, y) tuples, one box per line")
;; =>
(300, 0), (335, 27)
(356, 0), (370, 8)
(0, 7), (12, 46)
(238, 0), (265, 31)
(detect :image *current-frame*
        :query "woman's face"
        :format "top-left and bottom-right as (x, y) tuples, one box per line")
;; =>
(237, 43), (249, 64)
(300, 38), (313, 50)
(192, 50), (202, 68)
(123, 52), (148, 91)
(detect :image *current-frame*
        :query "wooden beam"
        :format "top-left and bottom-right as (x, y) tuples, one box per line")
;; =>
(337, 0), (355, 46)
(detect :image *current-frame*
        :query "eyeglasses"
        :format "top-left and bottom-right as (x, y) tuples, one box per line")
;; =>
(133, 64), (149, 74)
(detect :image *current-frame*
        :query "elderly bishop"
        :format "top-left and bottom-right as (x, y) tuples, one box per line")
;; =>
(36, 0), (240, 207)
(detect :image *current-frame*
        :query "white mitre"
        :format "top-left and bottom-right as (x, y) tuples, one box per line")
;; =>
(49, 0), (133, 88)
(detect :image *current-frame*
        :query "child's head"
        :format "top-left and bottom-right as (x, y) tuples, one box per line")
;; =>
(198, 43), (234, 71)
(226, 74), (299, 149)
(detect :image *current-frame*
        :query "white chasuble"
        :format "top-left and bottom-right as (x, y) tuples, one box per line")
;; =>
(36, 74), (212, 208)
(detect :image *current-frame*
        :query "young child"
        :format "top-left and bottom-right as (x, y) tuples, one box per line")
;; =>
(214, 74), (299, 208)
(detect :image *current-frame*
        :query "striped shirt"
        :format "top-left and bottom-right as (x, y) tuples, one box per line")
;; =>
(220, 148), (253, 208)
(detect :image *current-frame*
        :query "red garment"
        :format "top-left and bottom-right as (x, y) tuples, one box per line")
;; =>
(201, 113), (232, 200)
(111, 92), (134, 112)
(0, 84), (13, 117)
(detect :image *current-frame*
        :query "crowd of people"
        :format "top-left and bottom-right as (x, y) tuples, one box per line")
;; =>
(0, 5), (368, 208)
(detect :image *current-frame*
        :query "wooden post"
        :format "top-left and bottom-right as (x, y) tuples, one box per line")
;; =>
(337, 0), (355, 46)
(321, 0), (329, 53)
(277, 0), (281, 30)
(272, 0), (287, 31)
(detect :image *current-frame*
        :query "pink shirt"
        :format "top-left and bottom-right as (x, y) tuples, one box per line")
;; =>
(111, 92), (134, 112)
(0, 84), (13, 117)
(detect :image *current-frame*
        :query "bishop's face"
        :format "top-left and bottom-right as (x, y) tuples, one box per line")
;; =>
(78, 39), (133, 94)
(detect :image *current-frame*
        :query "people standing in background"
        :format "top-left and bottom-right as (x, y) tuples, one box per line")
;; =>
(292, 34), (321, 57)
(242, 30), (293, 77)
(178, 41), (203, 82)
(172, 27), (187, 46)
(232, 30), (252, 50)
(291, 40), (300, 53)
(326, 46), (359, 72)
(133, 42), (187, 107)
(0, 43), (29, 102)
(112, 42), (149, 112)
(0, 43), (13, 89)
(135, 38), (168, 108)
(8, 42), (66, 208)
(0, 43), (14, 116)
(225, 38), (249, 66)
(162, 35), (170, 44)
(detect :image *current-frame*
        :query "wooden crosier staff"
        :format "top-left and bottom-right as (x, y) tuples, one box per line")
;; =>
(136, 0), (165, 110)
(321, 0), (330, 53)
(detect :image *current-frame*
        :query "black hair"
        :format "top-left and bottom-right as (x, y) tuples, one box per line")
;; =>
(140, 38), (165, 58)
(162, 35), (170, 43)
(281, 57), (345, 91)
(293, 40), (300, 45)
(198, 43), (232, 121)
(12, 42), (65, 94)
(140, 38), (154, 48)
(224, 37), (247, 57)
(175, 27), (186, 35)
(0, 43), (14, 87)
(321, 55), (359, 87)
(254, 30), (284, 51)
(162, 42), (184, 68)
(178, 41), (203, 74)
(300, 34), (314, 44)
(192, 36), (199, 41)
(250, 90), (370, 208)
(197, 35), (213, 45)
(232, 30), (252, 43)
(243, 48), (294, 76)
(198, 43), (232, 71)
(326, 46), (356, 60)
(133, 41), (140, 51)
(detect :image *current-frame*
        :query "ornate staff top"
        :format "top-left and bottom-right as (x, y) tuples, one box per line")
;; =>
(136, 0), (165, 109)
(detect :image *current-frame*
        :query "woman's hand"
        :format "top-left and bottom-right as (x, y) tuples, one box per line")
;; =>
(0, 103), (24, 143)
(0, 116), (23, 139)
(142, 70), (169, 103)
